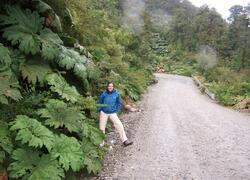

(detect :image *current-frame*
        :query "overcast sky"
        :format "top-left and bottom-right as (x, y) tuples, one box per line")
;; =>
(189, 0), (249, 19)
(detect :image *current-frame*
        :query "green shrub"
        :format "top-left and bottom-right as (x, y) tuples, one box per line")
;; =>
(207, 79), (250, 106)
(0, 3), (106, 179)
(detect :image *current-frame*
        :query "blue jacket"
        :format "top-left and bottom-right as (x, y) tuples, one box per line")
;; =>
(97, 89), (122, 114)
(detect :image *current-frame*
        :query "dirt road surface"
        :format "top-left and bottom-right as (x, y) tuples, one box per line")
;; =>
(98, 73), (250, 180)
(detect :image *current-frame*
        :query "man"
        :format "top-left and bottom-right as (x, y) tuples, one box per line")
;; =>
(97, 81), (133, 147)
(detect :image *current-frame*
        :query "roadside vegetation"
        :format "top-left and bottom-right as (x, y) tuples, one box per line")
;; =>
(0, 0), (249, 179)
(150, 1), (250, 107)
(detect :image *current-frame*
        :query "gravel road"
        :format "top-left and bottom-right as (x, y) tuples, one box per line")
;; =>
(98, 73), (250, 180)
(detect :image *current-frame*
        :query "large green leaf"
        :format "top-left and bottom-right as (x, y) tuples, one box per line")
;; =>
(0, 72), (22, 104)
(79, 122), (105, 174)
(8, 148), (64, 180)
(0, 43), (11, 72)
(0, 121), (13, 163)
(81, 137), (104, 174)
(19, 56), (52, 85)
(0, 121), (13, 154)
(39, 28), (62, 60)
(8, 148), (40, 178)
(10, 115), (54, 150)
(3, 25), (41, 55)
(81, 122), (104, 146)
(50, 134), (84, 171)
(0, 5), (62, 59)
(46, 73), (80, 103)
(9, 50), (26, 75)
(38, 99), (85, 132)
(0, 150), (5, 163)
(28, 154), (64, 180)
(0, 6), (43, 55)
(57, 46), (88, 79)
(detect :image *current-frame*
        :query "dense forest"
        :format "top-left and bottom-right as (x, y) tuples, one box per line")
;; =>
(146, 0), (250, 106)
(0, 0), (249, 179)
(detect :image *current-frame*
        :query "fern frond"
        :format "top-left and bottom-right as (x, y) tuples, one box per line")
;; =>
(20, 56), (52, 85)
(81, 122), (104, 146)
(0, 121), (13, 154)
(10, 115), (54, 150)
(39, 28), (62, 60)
(0, 5), (43, 54)
(38, 99), (85, 132)
(8, 148), (39, 178)
(81, 137), (104, 174)
(28, 154), (64, 180)
(57, 46), (88, 79)
(0, 43), (11, 72)
(0, 73), (22, 104)
(9, 50), (26, 74)
(57, 47), (76, 69)
(0, 150), (5, 163)
(46, 73), (80, 103)
(0, 5), (62, 59)
(50, 134), (84, 171)
(8, 148), (64, 180)
(85, 62), (100, 80)
(78, 96), (98, 110)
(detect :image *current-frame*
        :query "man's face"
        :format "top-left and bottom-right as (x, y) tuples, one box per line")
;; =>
(107, 83), (114, 92)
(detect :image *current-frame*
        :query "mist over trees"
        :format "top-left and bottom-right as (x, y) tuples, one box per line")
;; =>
(144, 0), (250, 69)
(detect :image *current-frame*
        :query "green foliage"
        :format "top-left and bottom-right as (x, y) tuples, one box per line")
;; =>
(149, 0), (250, 108)
(0, 0), (155, 178)
(165, 63), (194, 76)
(0, 5), (62, 59)
(0, 121), (13, 154)
(125, 85), (140, 101)
(0, 5), (42, 55)
(20, 57), (52, 85)
(0, 43), (22, 104)
(163, 51), (197, 77)
(46, 73), (80, 103)
(0, 73), (22, 104)
(0, 43), (11, 72)
(81, 137), (104, 174)
(0, 121), (13, 163)
(208, 82), (237, 105)
(56, 46), (88, 79)
(38, 99), (84, 132)
(206, 71), (250, 105)
(0, 150), (5, 164)
(9, 148), (64, 180)
(81, 122), (105, 146)
(78, 96), (98, 111)
(40, 28), (62, 60)
(50, 134), (84, 171)
(10, 115), (54, 150)
(27, 154), (64, 180)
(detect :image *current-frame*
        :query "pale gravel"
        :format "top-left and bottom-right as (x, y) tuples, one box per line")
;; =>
(96, 73), (250, 180)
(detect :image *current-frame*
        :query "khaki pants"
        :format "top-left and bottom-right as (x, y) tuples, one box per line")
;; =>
(99, 111), (128, 143)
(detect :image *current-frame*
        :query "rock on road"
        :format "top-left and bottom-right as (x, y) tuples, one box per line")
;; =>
(99, 73), (250, 180)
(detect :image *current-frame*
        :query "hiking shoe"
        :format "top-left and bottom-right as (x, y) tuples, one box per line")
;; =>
(123, 140), (133, 147)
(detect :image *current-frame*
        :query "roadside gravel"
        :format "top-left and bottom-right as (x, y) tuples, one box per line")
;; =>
(97, 73), (250, 180)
